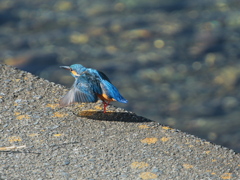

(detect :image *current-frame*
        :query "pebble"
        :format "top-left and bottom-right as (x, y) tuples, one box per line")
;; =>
(63, 160), (70, 165)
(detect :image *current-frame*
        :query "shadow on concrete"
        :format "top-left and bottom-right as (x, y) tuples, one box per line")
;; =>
(76, 110), (152, 123)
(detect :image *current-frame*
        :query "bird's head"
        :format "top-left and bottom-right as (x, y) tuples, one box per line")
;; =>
(60, 64), (86, 78)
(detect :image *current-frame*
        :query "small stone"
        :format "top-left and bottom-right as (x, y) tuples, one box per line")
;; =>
(33, 95), (42, 100)
(152, 167), (161, 173)
(14, 99), (22, 103)
(64, 160), (70, 165)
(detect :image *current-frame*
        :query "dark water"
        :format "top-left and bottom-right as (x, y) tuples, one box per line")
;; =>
(0, 0), (240, 152)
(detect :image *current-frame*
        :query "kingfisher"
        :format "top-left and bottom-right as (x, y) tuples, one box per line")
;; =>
(59, 64), (128, 113)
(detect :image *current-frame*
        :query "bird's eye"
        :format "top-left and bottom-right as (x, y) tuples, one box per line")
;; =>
(70, 68), (73, 71)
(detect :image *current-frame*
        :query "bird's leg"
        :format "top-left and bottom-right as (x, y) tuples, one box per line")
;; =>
(103, 101), (110, 113)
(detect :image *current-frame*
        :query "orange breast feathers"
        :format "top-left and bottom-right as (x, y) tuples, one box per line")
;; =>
(97, 94), (116, 102)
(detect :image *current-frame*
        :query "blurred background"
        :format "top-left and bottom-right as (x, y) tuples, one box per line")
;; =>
(0, 0), (240, 152)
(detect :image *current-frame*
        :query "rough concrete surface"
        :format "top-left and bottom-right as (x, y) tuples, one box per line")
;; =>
(0, 64), (239, 180)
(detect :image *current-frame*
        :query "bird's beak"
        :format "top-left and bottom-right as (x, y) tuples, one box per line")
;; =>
(60, 66), (71, 70)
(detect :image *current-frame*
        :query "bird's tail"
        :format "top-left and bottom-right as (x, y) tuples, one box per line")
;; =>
(102, 81), (128, 104)
(116, 96), (128, 103)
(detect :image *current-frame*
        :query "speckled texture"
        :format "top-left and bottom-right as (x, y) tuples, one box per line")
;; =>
(0, 64), (239, 180)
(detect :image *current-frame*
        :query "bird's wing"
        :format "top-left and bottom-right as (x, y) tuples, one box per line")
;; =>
(96, 70), (128, 104)
(98, 71), (111, 82)
(60, 72), (101, 106)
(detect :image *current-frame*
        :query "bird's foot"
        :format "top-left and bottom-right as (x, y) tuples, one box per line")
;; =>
(103, 101), (110, 113)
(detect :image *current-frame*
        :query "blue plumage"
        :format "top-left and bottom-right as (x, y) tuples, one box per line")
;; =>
(60, 64), (128, 113)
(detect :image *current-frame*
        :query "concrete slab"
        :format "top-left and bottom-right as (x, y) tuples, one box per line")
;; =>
(0, 64), (239, 180)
